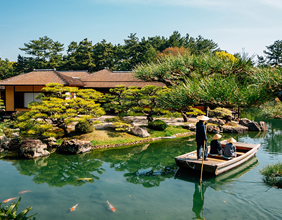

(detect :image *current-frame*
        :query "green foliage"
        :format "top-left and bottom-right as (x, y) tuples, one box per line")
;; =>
(112, 121), (132, 131)
(104, 85), (171, 123)
(185, 107), (205, 117)
(209, 107), (232, 118)
(263, 40), (282, 66)
(182, 73), (279, 109)
(134, 52), (253, 87)
(105, 117), (120, 122)
(12, 31), (219, 74)
(260, 163), (282, 188)
(16, 83), (105, 137)
(0, 197), (37, 219)
(0, 58), (19, 80)
(148, 119), (167, 131)
(75, 121), (94, 134)
(259, 100), (282, 119)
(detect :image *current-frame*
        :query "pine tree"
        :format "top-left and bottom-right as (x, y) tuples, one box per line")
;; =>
(16, 83), (105, 137)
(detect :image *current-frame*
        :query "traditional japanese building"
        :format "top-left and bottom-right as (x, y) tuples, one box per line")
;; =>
(0, 69), (164, 112)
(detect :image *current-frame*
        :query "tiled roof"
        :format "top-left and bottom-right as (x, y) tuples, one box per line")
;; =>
(81, 69), (165, 88)
(58, 71), (89, 78)
(0, 69), (165, 88)
(0, 70), (84, 86)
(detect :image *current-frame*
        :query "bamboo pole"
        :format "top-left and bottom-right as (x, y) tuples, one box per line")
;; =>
(200, 108), (209, 184)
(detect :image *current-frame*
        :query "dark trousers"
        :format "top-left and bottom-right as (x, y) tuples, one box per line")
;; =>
(197, 141), (208, 159)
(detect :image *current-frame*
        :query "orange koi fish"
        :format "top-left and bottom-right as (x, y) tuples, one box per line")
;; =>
(19, 190), (31, 194)
(106, 200), (115, 212)
(2, 197), (17, 203)
(70, 204), (78, 212)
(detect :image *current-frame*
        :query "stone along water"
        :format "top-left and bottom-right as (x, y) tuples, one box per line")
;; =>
(0, 119), (282, 219)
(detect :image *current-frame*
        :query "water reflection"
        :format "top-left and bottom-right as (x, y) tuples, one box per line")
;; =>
(11, 153), (105, 187)
(175, 156), (259, 219)
(261, 119), (282, 154)
(192, 182), (206, 220)
(93, 141), (192, 187)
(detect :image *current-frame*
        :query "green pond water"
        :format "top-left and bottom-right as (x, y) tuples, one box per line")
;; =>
(1, 118), (282, 219)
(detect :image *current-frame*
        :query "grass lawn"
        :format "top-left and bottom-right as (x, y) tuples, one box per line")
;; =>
(73, 126), (191, 146)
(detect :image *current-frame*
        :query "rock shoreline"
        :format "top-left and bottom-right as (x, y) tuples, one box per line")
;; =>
(0, 116), (267, 158)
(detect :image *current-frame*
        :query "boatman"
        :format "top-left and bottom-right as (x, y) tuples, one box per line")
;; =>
(196, 115), (209, 161)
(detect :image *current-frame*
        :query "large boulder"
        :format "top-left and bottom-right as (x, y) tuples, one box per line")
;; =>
(259, 121), (268, 131)
(239, 118), (252, 127)
(59, 139), (92, 154)
(0, 134), (10, 149)
(247, 121), (262, 131)
(206, 125), (221, 134)
(222, 125), (248, 133)
(19, 139), (50, 159)
(128, 126), (150, 138)
(182, 123), (196, 131)
(42, 137), (59, 149)
(239, 118), (268, 132)
(208, 118), (226, 126)
(6, 138), (21, 151)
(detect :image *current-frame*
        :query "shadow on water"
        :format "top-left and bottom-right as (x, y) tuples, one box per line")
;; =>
(175, 156), (259, 219)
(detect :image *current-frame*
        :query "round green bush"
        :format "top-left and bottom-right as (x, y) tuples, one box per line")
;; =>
(148, 119), (167, 131)
(75, 121), (94, 134)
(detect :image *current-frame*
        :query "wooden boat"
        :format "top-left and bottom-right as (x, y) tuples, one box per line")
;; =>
(175, 140), (260, 176)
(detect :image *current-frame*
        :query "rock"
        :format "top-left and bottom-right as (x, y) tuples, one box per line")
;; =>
(247, 121), (261, 131)
(239, 118), (268, 132)
(59, 139), (92, 154)
(128, 126), (150, 138)
(259, 121), (268, 131)
(42, 137), (59, 149)
(12, 132), (20, 138)
(208, 118), (226, 126)
(182, 123), (196, 131)
(207, 125), (221, 134)
(222, 125), (248, 133)
(19, 139), (50, 159)
(239, 118), (252, 127)
(0, 134), (10, 149)
(6, 138), (21, 151)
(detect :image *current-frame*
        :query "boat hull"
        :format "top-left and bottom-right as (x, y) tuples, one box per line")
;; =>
(175, 141), (260, 176)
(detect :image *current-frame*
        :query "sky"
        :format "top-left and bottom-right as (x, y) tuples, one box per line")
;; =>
(0, 0), (281, 61)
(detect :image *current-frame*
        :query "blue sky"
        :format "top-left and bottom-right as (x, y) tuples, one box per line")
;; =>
(0, 0), (281, 61)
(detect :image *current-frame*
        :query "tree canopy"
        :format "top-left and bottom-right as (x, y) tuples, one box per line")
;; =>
(16, 83), (105, 137)
(0, 31), (220, 80)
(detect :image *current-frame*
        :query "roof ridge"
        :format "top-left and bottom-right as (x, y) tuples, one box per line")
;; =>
(55, 71), (70, 85)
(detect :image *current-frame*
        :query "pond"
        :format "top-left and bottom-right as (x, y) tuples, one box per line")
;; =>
(1, 118), (282, 219)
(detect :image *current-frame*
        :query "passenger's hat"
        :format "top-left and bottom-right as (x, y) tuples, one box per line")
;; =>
(227, 137), (236, 143)
(213, 134), (222, 140)
(196, 115), (209, 121)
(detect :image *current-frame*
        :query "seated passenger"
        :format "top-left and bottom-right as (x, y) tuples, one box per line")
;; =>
(210, 134), (222, 155)
(223, 137), (237, 157)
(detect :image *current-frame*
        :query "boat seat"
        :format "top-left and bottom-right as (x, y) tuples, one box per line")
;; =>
(208, 153), (233, 160)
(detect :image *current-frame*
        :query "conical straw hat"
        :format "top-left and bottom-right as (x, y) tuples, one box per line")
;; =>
(197, 115), (209, 121)
(227, 137), (236, 143)
(213, 134), (222, 140)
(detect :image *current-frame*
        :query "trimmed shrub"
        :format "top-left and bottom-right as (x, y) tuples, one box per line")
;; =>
(209, 107), (232, 119)
(260, 163), (282, 188)
(75, 121), (94, 134)
(148, 119), (167, 131)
